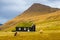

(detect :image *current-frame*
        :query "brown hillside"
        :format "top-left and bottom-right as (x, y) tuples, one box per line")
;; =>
(0, 3), (60, 31)
(26, 3), (59, 13)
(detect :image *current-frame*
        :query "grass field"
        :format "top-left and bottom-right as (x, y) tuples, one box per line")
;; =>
(0, 30), (60, 40)
(0, 20), (60, 40)
(0, 17), (60, 40)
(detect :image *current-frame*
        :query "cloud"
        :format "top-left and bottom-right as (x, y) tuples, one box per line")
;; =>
(42, 0), (60, 8)
(0, 0), (60, 24)
(0, 0), (28, 24)
(48, 0), (60, 8)
(0, 0), (28, 19)
(1, 0), (28, 11)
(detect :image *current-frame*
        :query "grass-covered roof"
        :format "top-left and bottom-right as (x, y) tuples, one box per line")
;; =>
(16, 21), (33, 27)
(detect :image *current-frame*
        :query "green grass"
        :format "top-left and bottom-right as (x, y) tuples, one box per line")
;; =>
(17, 21), (33, 27)
(0, 18), (60, 40)
(9, 21), (33, 32)
(0, 21), (60, 40)
(36, 20), (60, 31)
(0, 31), (60, 40)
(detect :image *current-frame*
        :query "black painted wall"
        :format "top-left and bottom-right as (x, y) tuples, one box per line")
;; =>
(16, 24), (35, 32)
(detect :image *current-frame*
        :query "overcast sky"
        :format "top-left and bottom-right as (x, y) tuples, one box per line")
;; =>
(0, 0), (60, 24)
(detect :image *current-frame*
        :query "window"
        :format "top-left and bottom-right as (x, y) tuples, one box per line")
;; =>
(19, 28), (21, 30)
(28, 29), (30, 32)
(24, 28), (26, 30)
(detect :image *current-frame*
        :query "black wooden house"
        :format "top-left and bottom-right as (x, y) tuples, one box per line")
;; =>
(16, 24), (35, 32)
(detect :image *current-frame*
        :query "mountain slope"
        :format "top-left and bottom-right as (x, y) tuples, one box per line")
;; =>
(26, 3), (59, 12)
(0, 3), (60, 31)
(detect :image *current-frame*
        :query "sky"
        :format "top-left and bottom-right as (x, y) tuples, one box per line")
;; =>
(0, 0), (60, 24)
